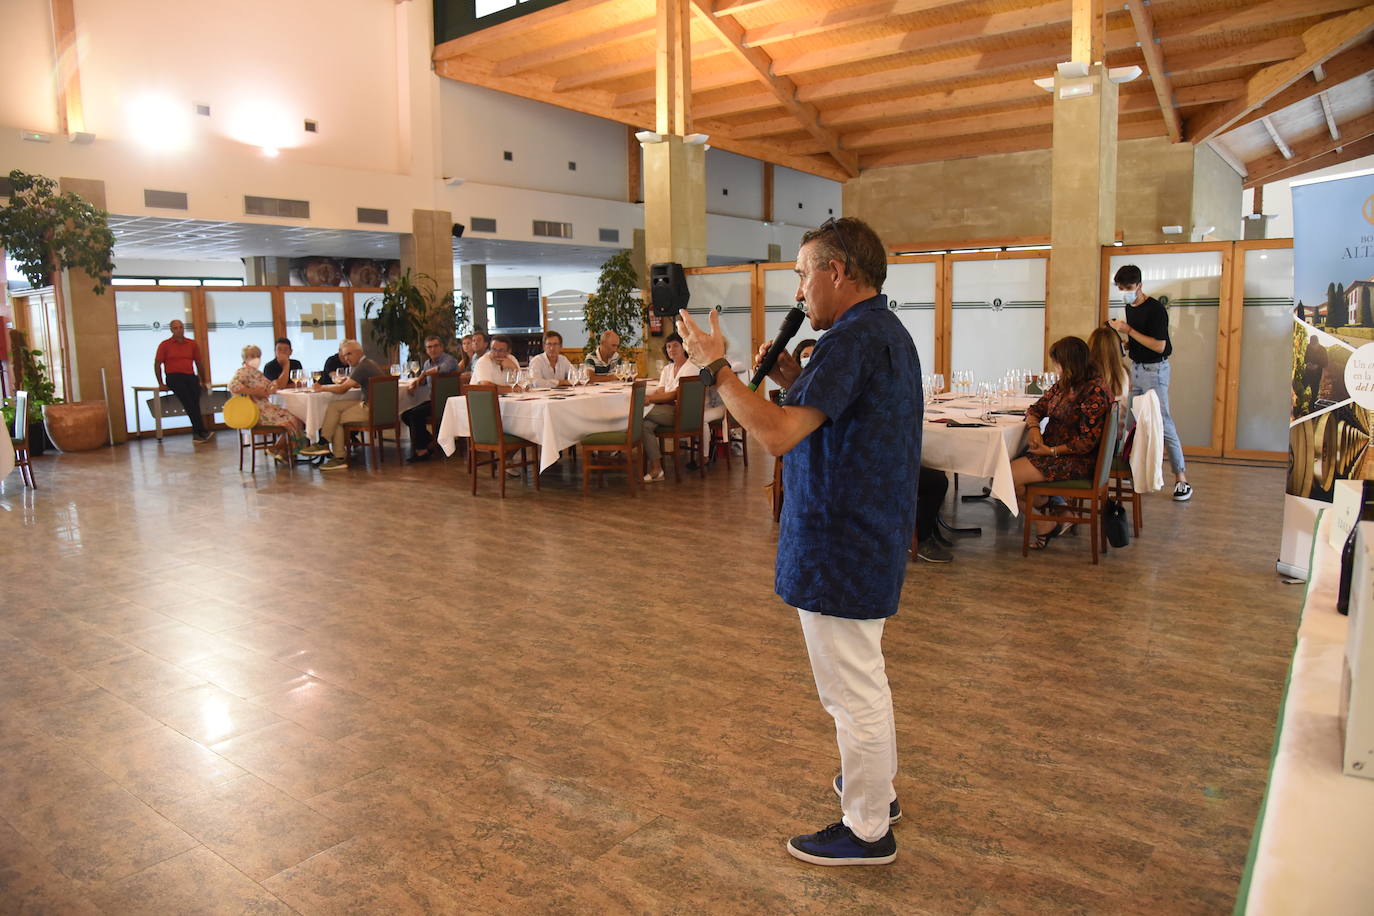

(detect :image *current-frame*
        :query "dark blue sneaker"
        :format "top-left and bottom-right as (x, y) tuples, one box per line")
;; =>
(787, 822), (896, 866)
(833, 774), (902, 824)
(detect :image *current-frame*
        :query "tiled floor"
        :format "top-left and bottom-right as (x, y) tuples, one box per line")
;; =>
(1, 434), (1300, 913)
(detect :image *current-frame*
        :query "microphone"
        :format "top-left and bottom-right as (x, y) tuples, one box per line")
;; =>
(748, 305), (806, 391)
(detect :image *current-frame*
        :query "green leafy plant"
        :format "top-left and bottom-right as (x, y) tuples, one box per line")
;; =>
(0, 169), (115, 294)
(4, 329), (61, 427)
(583, 250), (643, 352)
(363, 270), (457, 360)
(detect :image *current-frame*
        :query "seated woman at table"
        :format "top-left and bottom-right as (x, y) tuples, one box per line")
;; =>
(641, 333), (700, 482)
(1010, 335), (1111, 549)
(229, 344), (306, 463)
(1089, 325), (1130, 429)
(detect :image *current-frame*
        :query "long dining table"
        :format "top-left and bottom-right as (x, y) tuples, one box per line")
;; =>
(921, 394), (1033, 515)
(436, 382), (655, 471)
(272, 379), (427, 435)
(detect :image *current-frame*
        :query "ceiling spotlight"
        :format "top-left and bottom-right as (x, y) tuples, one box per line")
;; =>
(635, 130), (662, 143)
(1033, 77), (1055, 91)
(1162, 225), (1184, 235)
(683, 133), (709, 145)
(1108, 65), (1143, 84)
(261, 146), (279, 158)
(1056, 61), (1090, 79)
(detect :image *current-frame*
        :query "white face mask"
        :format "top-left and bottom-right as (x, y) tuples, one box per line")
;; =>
(1120, 288), (1138, 306)
(247, 357), (261, 370)
(799, 356), (811, 368)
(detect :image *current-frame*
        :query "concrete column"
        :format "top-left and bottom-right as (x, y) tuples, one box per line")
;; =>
(58, 176), (128, 443)
(399, 209), (455, 298)
(243, 257), (291, 286)
(460, 263), (488, 333)
(1048, 65), (1118, 345)
(642, 136), (706, 269)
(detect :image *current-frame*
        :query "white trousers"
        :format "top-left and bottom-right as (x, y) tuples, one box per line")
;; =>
(797, 608), (897, 842)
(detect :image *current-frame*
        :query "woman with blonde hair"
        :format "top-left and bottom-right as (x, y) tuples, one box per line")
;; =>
(228, 344), (306, 464)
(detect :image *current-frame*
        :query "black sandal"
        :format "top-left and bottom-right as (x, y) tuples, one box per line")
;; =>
(1031, 523), (1069, 550)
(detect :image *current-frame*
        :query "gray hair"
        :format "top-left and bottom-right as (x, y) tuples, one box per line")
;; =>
(340, 339), (362, 354)
(241, 344), (261, 361)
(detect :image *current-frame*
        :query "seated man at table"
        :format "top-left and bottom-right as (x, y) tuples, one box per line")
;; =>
(263, 337), (303, 384)
(915, 468), (953, 563)
(470, 335), (521, 387)
(469, 332), (489, 364)
(529, 331), (574, 388)
(583, 329), (622, 374)
(641, 333), (700, 482)
(300, 339), (383, 471)
(402, 335), (460, 463)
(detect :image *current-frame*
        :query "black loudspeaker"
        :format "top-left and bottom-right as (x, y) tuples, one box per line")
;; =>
(650, 262), (689, 317)
(452, 223), (465, 238)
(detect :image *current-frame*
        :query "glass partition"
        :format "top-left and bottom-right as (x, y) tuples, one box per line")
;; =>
(1107, 249), (1223, 451)
(1235, 247), (1294, 453)
(685, 269), (754, 367)
(885, 260), (937, 378)
(284, 290), (346, 378)
(114, 289), (195, 433)
(203, 290), (275, 382)
(950, 256), (1047, 380)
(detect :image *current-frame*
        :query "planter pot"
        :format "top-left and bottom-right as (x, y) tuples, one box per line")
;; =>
(42, 401), (109, 452)
(25, 419), (49, 456)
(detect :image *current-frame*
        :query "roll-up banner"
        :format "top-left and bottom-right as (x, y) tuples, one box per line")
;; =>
(1281, 168), (1374, 579)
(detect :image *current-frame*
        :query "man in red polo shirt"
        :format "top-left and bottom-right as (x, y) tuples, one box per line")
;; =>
(153, 319), (213, 442)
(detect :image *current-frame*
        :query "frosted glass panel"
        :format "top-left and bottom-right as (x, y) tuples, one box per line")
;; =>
(115, 290), (195, 433)
(283, 290), (346, 377)
(544, 290), (589, 352)
(1237, 249), (1294, 452)
(951, 258), (1046, 379)
(204, 290), (275, 382)
(886, 261), (937, 378)
(1107, 250), (1223, 449)
(686, 269), (753, 365)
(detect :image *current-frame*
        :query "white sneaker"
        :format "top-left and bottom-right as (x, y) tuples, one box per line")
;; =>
(1173, 482), (1193, 502)
(642, 471), (665, 483)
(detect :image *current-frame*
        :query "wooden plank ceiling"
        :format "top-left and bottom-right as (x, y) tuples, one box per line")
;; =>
(433, 0), (1374, 183)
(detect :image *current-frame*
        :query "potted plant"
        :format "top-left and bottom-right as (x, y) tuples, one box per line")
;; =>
(0, 169), (115, 293)
(583, 250), (644, 363)
(363, 270), (460, 364)
(4, 330), (60, 454)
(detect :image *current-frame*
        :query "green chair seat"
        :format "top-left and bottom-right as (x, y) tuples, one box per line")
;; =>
(502, 433), (535, 447)
(1044, 478), (1093, 490)
(581, 430), (627, 446)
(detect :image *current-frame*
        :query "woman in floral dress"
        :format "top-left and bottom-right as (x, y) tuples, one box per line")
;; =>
(1010, 336), (1112, 548)
(229, 344), (305, 463)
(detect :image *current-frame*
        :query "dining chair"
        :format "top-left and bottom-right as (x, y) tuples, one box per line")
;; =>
(653, 378), (706, 482)
(579, 380), (646, 495)
(10, 391), (35, 488)
(428, 371), (463, 439)
(239, 425), (295, 471)
(768, 390), (784, 521)
(465, 383), (538, 497)
(1021, 405), (1120, 564)
(342, 375), (403, 467)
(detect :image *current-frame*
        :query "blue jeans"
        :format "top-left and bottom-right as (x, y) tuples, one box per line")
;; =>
(1130, 360), (1185, 476)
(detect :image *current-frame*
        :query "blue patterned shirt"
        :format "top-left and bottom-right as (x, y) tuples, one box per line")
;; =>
(778, 294), (923, 619)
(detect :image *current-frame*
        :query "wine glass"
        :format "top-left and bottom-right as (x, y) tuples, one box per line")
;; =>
(931, 372), (945, 396)
(333, 368), (347, 384)
(408, 360), (420, 378)
(310, 371), (322, 386)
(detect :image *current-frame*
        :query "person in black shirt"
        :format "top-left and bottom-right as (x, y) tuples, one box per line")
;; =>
(262, 338), (303, 384)
(1108, 264), (1191, 501)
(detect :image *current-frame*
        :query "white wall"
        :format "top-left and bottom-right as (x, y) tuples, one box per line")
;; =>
(1244, 154), (1374, 239)
(114, 258), (246, 279)
(706, 148), (764, 220)
(776, 165), (843, 223)
(440, 82), (627, 200)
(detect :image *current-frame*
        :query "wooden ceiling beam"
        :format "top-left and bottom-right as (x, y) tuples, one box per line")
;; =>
(1210, 41), (1374, 136)
(1153, 0), (1367, 42)
(1126, 0), (1181, 143)
(1320, 91), (1340, 139)
(845, 104), (1054, 150)
(1243, 133), (1374, 188)
(493, 18), (655, 77)
(705, 130), (852, 181)
(724, 115), (800, 139)
(860, 128), (1054, 170)
(1244, 110), (1374, 184)
(743, 0), (973, 48)
(1259, 116), (1293, 158)
(434, 0), (626, 60)
(1188, 5), (1374, 141)
(614, 65), (753, 107)
(554, 39), (726, 91)
(693, 90), (777, 118)
(687, 0), (858, 176)
(769, 1), (1073, 77)
(435, 56), (656, 130)
(712, 0), (787, 16)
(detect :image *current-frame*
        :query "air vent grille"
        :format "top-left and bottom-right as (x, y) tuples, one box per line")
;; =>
(534, 220), (572, 239)
(599, 228), (620, 243)
(244, 195), (310, 219)
(357, 207), (388, 225)
(144, 189), (188, 210)
(471, 217), (497, 233)
(0, 176), (12, 199)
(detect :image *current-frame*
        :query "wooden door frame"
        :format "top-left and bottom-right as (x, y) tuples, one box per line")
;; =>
(945, 249), (1050, 380)
(1223, 239), (1293, 463)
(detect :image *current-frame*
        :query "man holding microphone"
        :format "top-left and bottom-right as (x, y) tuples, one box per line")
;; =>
(676, 217), (921, 866)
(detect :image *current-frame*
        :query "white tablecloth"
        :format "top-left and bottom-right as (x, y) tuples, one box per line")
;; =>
(436, 384), (650, 471)
(0, 431), (13, 481)
(273, 383), (425, 433)
(921, 396), (1031, 515)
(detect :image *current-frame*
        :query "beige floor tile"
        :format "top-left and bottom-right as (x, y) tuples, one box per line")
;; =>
(29, 687), (164, 748)
(249, 676), (388, 740)
(91, 846), (294, 915)
(6, 781), (198, 886)
(157, 598), (265, 634)
(79, 724), (245, 808)
(79, 650), (207, 703)
(179, 644), (310, 699)
(119, 620), (231, 667)
(0, 725), (115, 816)
(211, 720), (382, 799)
(158, 774), (353, 882)
(133, 682), (285, 745)
(0, 821), (102, 915)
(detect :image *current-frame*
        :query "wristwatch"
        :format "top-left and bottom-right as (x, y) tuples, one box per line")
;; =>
(699, 357), (731, 386)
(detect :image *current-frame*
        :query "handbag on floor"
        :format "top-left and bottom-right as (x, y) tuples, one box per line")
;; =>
(1105, 498), (1130, 548)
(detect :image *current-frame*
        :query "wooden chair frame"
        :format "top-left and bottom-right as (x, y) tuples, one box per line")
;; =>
(342, 375), (403, 467)
(654, 378), (707, 483)
(238, 424), (295, 472)
(465, 384), (539, 497)
(10, 391), (35, 488)
(581, 380), (647, 496)
(1021, 407), (1120, 565)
